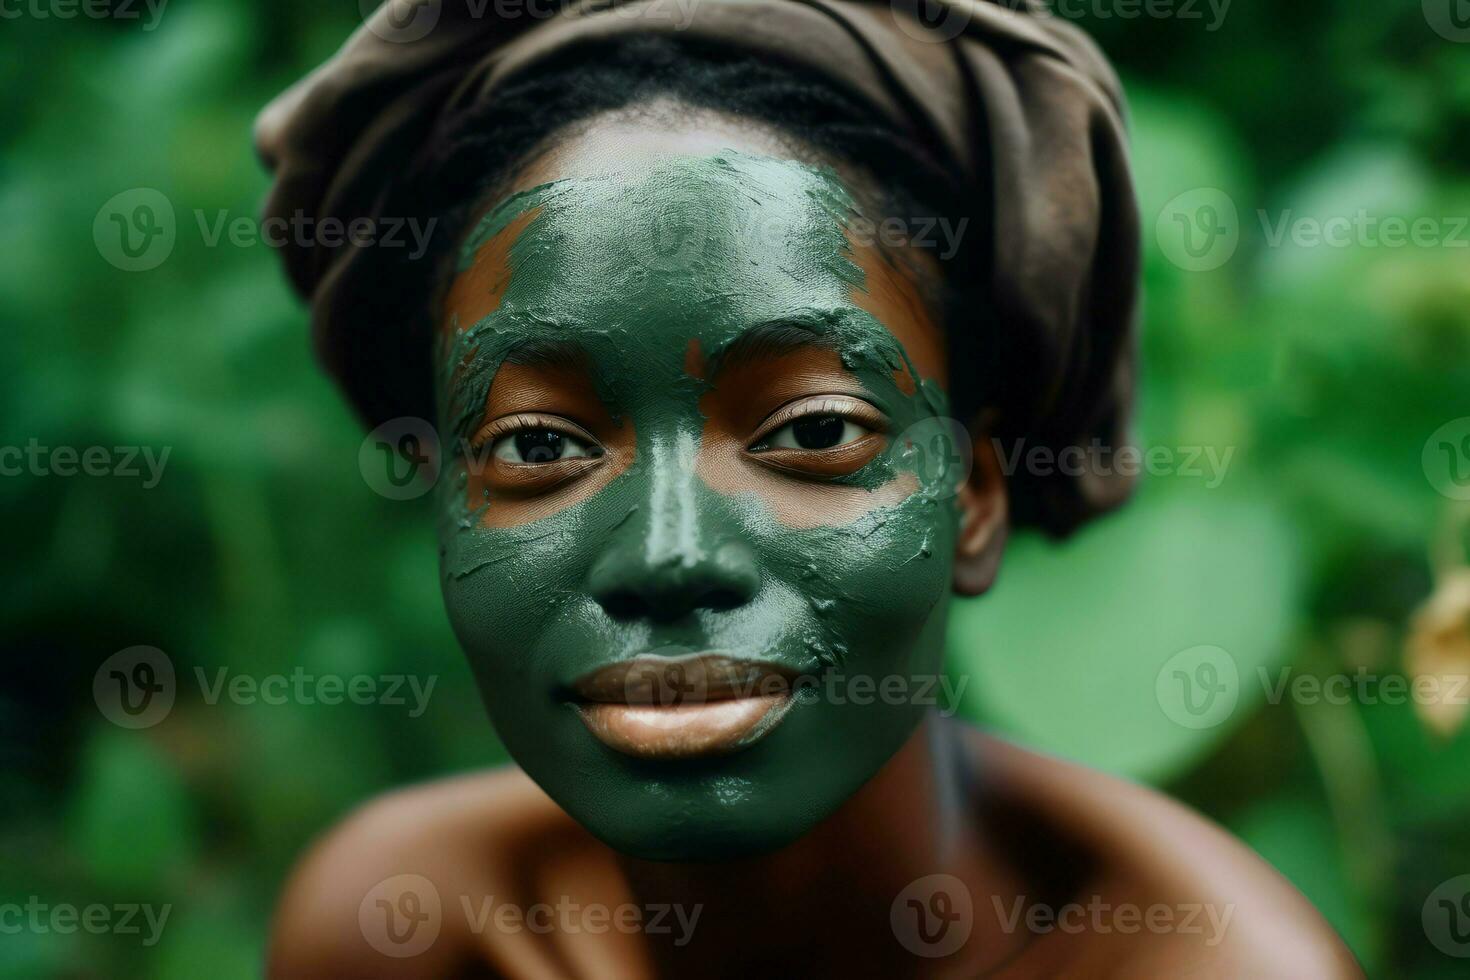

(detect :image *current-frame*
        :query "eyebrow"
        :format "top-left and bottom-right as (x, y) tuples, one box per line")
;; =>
(502, 338), (587, 371)
(709, 321), (838, 376)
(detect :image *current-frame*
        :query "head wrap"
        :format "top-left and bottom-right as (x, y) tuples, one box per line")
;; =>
(256, 0), (1140, 534)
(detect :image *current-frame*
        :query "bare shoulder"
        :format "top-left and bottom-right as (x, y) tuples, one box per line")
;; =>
(266, 766), (588, 979)
(969, 730), (1364, 979)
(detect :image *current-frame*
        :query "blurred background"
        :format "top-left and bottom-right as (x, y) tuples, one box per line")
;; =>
(2, 1), (1468, 976)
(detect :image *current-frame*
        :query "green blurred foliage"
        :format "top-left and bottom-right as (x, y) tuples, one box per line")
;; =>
(2, 1), (1468, 976)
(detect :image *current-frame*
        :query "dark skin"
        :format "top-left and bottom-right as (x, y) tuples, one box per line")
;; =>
(268, 107), (1361, 979)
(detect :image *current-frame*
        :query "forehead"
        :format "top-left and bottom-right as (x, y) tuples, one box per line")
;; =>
(440, 111), (945, 387)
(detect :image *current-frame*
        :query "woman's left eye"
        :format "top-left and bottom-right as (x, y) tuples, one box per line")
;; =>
(761, 414), (872, 451)
(491, 429), (599, 464)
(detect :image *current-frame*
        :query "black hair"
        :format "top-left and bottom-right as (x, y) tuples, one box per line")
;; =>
(377, 32), (982, 420)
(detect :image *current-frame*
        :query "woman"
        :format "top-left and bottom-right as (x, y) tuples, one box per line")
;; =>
(257, 1), (1360, 975)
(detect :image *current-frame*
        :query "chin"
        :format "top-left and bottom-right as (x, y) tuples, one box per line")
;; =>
(569, 773), (832, 863)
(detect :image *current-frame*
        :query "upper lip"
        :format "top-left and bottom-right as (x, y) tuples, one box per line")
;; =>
(571, 653), (797, 706)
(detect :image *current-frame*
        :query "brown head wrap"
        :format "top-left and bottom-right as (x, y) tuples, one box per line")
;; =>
(255, 0), (1140, 534)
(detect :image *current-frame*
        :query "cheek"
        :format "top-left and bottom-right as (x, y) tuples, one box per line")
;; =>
(745, 491), (957, 664)
(436, 482), (602, 666)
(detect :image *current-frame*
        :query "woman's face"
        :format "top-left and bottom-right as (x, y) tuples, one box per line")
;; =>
(436, 111), (974, 860)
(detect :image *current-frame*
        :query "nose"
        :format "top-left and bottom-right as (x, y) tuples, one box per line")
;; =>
(587, 433), (760, 622)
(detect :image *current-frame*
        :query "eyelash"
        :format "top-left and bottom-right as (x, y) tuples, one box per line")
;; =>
(470, 414), (599, 453)
(748, 395), (887, 449)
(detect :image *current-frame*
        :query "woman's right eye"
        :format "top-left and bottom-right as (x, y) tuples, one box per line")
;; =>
(491, 428), (600, 465)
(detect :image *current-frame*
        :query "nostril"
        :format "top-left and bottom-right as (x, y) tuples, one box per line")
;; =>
(704, 588), (746, 613)
(588, 542), (761, 622)
(600, 590), (650, 621)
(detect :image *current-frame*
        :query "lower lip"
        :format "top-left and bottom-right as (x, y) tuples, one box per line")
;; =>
(576, 693), (793, 759)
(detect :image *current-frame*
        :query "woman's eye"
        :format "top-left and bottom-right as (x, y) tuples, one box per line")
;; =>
(491, 429), (599, 464)
(765, 414), (871, 451)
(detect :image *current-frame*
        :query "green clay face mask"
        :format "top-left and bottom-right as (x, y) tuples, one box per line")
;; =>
(437, 149), (962, 860)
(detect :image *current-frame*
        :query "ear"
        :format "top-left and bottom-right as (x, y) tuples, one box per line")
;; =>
(952, 416), (1008, 596)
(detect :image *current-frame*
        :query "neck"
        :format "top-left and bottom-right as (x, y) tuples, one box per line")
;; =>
(617, 715), (1022, 975)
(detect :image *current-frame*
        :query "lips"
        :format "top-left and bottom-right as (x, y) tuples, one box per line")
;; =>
(571, 653), (797, 759)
